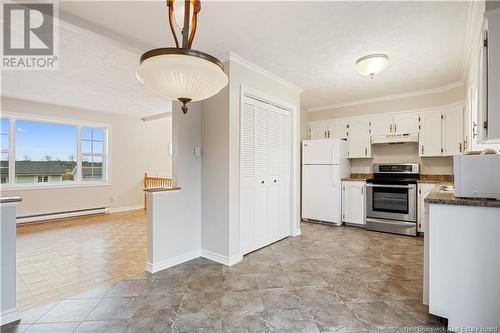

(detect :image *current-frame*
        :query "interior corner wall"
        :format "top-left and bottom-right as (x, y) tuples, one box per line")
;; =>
(201, 73), (231, 257)
(0, 96), (172, 217)
(171, 100), (202, 253)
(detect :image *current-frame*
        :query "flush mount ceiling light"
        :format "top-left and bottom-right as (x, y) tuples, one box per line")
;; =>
(137, 0), (228, 113)
(355, 54), (389, 78)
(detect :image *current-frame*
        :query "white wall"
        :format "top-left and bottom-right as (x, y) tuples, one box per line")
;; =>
(200, 55), (302, 260)
(0, 97), (172, 217)
(305, 86), (465, 175)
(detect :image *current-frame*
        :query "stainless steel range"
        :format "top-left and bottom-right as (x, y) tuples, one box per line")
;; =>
(366, 163), (419, 236)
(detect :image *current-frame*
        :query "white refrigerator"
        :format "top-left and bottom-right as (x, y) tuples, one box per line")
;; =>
(302, 139), (351, 225)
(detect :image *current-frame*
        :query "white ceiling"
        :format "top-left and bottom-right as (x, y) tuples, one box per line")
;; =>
(2, 1), (471, 114)
(1, 13), (172, 117)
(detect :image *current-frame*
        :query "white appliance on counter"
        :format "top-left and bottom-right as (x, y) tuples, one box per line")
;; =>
(302, 139), (350, 225)
(453, 152), (500, 200)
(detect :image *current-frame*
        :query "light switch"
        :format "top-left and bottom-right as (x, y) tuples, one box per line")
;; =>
(194, 146), (201, 157)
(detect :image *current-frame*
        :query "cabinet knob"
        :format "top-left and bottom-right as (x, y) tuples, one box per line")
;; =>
(365, 148), (367, 156)
(421, 146), (424, 155)
(394, 124), (397, 132)
(261, 180), (264, 184)
(390, 124), (393, 132)
(274, 180), (277, 183)
(459, 142), (462, 153)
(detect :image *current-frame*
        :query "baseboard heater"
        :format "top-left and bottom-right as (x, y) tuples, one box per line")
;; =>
(17, 207), (109, 224)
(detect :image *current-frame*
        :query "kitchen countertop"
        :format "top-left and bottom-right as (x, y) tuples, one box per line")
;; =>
(0, 196), (22, 204)
(425, 184), (500, 208)
(417, 174), (453, 183)
(342, 173), (371, 181)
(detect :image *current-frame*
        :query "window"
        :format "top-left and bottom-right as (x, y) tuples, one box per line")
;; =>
(81, 127), (105, 181)
(0, 116), (108, 187)
(1, 118), (9, 184)
(15, 120), (77, 184)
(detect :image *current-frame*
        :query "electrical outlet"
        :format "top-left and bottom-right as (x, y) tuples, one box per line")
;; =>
(193, 146), (201, 157)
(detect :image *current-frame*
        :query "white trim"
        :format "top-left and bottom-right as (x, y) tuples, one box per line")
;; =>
(1, 181), (111, 191)
(308, 81), (464, 112)
(0, 308), (21, 326)
(291, 227), (302, 237)
(461, 1), (486, 82)
(224, 52), (304, 94)
(108, 204), (144, 214)
(144, 249), (201, 274)
(201, 249), (243, 266)
(16, 207), (108, 224)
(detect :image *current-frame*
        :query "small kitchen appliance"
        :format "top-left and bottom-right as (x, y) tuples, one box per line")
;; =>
(453, 151), (500, 200)
(366, 163), (419, 236)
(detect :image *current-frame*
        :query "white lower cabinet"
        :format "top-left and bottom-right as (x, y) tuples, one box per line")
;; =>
(417, 183), (435, 233)
(341, 180), (366, 226)
(240, 96), (291, 255)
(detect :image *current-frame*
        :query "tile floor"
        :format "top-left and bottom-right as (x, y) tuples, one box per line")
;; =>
(15, 210), (147, 310)
(4, 221), (444, 333)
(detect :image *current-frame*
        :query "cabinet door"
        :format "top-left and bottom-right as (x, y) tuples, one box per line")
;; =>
(308, 121), (328, 140)
(419, 111), (442, 157)
(253, 100), (270, 247)
(370, 116), (393, 136)
(394, 114), (419, 134)
(328, 119), (348, 139)
(342, 181), (366, 225)
(442, 105), (464, 156)
(347, 119), (371, 158)
(417, 183), (435, 233)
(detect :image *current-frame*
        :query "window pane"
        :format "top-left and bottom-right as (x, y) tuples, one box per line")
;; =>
(81, 127), (92, 140)
(92, 167), (103, 181)
(15, 120), (77, 183)
(92, 155), (103, 167)
(1, 118), (8, 135)
(82, 155), (91, 164)
(81, 141), (92, 154)
(93, 128), (104, 142)
(1, 118), (9, 151)
(92, 142), (103, 154)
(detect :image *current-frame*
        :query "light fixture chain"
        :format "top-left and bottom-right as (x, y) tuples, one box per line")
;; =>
(182, 0), (190, 48)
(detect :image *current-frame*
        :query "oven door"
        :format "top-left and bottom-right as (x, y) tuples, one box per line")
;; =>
(366, 183), (417, 222)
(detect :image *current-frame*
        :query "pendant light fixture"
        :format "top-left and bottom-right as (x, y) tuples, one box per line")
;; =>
(137, 0), (228, 113)
(355, 54), (389, 78)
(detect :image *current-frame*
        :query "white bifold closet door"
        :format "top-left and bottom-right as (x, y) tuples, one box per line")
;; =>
(240, 95), (291, 255)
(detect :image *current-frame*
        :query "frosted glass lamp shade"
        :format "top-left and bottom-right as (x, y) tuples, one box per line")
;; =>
(355, 54), (389, 78)
(137, 48), (228, 102)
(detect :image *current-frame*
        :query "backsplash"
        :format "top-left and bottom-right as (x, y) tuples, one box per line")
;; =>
(350, 143), (453, 175)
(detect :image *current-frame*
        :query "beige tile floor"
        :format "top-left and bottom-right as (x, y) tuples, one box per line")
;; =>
(15, 210), (147, 311)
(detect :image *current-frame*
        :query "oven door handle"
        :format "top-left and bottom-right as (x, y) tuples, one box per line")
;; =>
(366, 183), (416, 189)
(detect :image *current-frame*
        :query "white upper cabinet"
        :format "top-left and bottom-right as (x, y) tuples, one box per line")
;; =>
(419, 111), (442, 157)
(393, 114), (419, 134)
(347, 118), (371, 158)
(370, 116), (393, 136)
(442, 105), (464, 156)
(485, 8), (500, 141)
(308, 120), (328, 140)
(328, 119), (348, 139)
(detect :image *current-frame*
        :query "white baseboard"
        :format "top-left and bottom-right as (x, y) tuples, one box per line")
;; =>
(108, 204), (144, 214)
(201, 249), (243, 266)
(145, 249), (201, 274)
(1, 308), (20, 326)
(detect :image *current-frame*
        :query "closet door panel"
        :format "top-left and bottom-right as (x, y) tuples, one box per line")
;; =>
(279, 110), (291, 238)
(268, 107), (281, 240)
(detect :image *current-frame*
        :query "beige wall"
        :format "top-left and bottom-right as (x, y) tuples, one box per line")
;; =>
(1, 97), (172, 217)
(305, 85), (466, 175)
(308, 85), (466, 121)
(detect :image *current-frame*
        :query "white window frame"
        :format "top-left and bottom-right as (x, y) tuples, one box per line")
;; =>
(0, 112), (111, 190)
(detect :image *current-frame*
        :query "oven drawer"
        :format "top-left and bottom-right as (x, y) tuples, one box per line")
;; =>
(366, 217), (417, 236)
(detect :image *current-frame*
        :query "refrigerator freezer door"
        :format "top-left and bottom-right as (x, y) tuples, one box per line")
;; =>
(302, 164), (342, 224)
(302, 139), (339, 165)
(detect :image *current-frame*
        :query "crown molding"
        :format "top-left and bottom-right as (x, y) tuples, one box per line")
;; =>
(220, 52), (304, 94)
(308, 81), (464, 113)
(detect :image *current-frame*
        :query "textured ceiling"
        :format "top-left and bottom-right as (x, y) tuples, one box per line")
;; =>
(1, 18), (172, 117)
(2, 1), (470, 113)
(58, 1), (470, 110)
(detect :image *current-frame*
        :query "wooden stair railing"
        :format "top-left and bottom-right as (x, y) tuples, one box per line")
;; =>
(144, 173), (173, 209)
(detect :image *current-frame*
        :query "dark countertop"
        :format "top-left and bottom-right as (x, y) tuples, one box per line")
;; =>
(144, 187), (181, 193)
(341, 178), (367, 182)
(425, 184), (500, 208)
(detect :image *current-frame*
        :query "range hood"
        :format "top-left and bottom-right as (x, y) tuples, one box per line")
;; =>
(371, 133), (419, 144)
